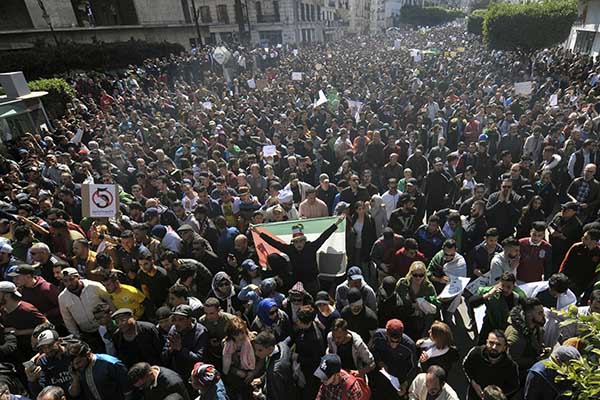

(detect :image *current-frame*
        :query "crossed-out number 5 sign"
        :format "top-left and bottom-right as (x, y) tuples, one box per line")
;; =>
(82, 184), (119, 218)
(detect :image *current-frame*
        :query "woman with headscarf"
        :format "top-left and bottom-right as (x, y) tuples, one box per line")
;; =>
(207, 272), (243, 316)
(250, 298), (292, 342)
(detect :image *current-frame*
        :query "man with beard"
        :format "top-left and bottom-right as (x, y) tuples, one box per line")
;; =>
(423, 158), (453, 218)
(463, 200), (489, 254)
(470, 272), (526, 345)
(458, 183), (487, 216)
(111, 308), (163, 368)
(65, 340), (131, 400)
(559, 228), (600, 296)
(505, 298), (548, 385)
(340, 288), (378, 344)
(489, 237), (521, 285)
(58, 268), (114, 352)
(388, 194), (418, 238)
(467, 228), (502, 281)
(26, 330), (72, 397)
(408, 365), (459, 400)
(462, 330), (519, 400)
(548, 202), (582, 273)
(486, 178), (522, 240)
(137, 250), (171, 309)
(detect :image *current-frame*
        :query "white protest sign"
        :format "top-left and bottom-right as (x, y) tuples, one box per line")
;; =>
(291, 72), (303, 81)
(394, 39), (401, 50)
(70, 128), (83, 144)
(315, 63), (323, 71)
(439, 276), (471, 300)
(262, 145), (276, 158)
(213, 46), (231, 65)
(465, 272), (491, 295)
(40, 123), (48, 132)
(347, 99), (364, 123)
(549, 94), (558, 107)
(202, 101), (213, 110)
(82, 184), (119, 218)
(314, 90), (328, 107)
(514, 81), (533, 96)
(293, 49), (299, 56)
(247, 79), (256, 89)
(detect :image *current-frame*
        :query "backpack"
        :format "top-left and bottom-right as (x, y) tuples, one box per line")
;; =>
(342, 372), (371, 400)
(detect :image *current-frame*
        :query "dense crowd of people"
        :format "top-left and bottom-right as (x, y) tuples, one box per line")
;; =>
(0, 21), (598, 400)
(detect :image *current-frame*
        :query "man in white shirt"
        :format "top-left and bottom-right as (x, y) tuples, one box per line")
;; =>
(382, 178), (401, 220)
(58, 268), (114, 351)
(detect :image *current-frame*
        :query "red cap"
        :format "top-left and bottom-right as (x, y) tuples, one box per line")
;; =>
(386, 319), (404, 336)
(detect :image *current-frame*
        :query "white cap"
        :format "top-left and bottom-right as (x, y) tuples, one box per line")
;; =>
(0, 243), (13, 254)
(277, 190), (293, 204)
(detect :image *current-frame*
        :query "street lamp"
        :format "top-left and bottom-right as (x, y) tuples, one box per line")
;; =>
(37, 0), (60, 47)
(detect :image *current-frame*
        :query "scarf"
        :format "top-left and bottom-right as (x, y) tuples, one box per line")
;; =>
(211, 272), (234, 301)
(222, 337), (255, 374)
(257, 298), (278, 326)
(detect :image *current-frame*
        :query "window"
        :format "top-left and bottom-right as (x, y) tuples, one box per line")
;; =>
(273, 1), (280, 20)
(310, 4), (315, 21)
(181, 0), (192, 23)
(259, 30), (283, 45)
(216, 4), (229, 24)
(574, 30), (596, 54)
(300, 3), (305, 21)
(200, 6), (212, 23)
(317, 6), (321, 20)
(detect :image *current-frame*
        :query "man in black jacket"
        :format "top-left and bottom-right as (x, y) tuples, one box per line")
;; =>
(128, 361), (190, 400)
(112, 308), (164, 368)
(462, 330), (519, 400)
(294, 305), (327, 400)
(252, 331), (296, 400)
(251, 216), (344, 295)
(486, 178), (522, 240)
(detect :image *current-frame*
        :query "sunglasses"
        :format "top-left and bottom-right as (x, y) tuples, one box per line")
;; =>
(412, 273), (425, 278)
(268, 309), (278, 316)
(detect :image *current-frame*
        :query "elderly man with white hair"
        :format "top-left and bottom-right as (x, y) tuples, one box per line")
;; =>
(30, 242), (68, 287)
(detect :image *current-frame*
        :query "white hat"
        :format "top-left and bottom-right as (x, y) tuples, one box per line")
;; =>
(277, 190), (293, 204)
(0, 281), (21, 297)
(0, 243), (13, 254)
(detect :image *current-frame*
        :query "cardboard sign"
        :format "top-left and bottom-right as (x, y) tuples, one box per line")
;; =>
(291, 72), (303, 81)
(263, 145), (276, 158)
(256, 79), (269, 91)
(82, 184), (119, 218)
(514, 81), (533, 96)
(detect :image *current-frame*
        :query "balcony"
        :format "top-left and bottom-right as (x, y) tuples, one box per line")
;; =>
(257, 14), (281, 23)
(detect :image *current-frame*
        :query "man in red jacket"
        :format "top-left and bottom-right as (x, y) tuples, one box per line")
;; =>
(518, 222), (553, 283)
(315, 354), (369, 400)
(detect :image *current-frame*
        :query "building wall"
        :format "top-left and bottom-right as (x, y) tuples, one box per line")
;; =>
(134, 0), (187, 24)
(24, 0), (78, 29)
(1, 0), (349, 48)
(567, 0), (600, 56)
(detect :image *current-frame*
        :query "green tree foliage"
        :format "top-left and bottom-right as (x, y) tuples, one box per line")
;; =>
(0, 40), (184, 79)
(548, 306), (600, 399)
(483, 0), (578, 51)
(28, 78), (76, 119)
(467, 9), (487, 35)
(399, 6), (466, 27)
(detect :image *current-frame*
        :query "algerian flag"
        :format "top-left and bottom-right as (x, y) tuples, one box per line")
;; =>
(251, 216), (347, 273)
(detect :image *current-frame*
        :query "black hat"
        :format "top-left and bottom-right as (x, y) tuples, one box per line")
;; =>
(314, 291), (330, 306)
(172, 304), (193, 318)
(314, 354), (342, 381)
(561, 201), (578, 211)
(156, 306), (172, 320)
